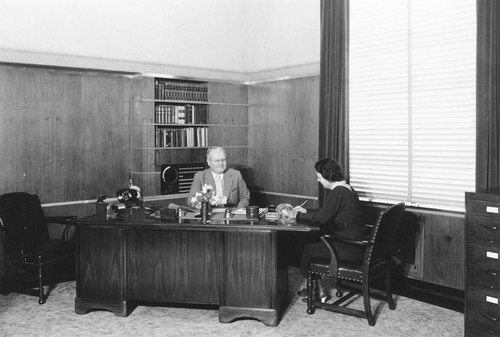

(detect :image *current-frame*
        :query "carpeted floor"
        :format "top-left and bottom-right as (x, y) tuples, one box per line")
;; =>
(0, 267), (463, 337)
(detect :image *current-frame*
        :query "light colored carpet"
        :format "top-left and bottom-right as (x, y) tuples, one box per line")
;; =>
(0, 267), (463, 337)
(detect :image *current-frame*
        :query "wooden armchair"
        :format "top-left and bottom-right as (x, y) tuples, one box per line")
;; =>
(306, 202), (406, 326)
(0, 192), (77, 304)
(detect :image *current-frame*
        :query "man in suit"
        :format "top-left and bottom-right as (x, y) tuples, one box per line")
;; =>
(187, 146), (250, 208)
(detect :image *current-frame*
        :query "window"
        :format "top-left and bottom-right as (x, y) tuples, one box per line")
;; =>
(349, 0), (476, 212)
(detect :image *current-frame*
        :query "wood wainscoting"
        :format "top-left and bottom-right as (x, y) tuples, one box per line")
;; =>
(0, 64), (132, 205)
(359, 203), (465, 291)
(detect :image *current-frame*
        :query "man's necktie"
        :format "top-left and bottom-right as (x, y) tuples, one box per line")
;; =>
(215, 174), (224, 197)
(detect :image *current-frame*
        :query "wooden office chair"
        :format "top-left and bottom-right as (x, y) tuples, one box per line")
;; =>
(306, 202), (406, 326)
(0, 192), (77, 304)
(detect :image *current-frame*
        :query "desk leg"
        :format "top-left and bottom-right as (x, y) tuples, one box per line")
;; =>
(75, 297), (128, 317)
(219, 231), (288, 326)
(219, 306), (279, 327)
(75, 226), (127, 316)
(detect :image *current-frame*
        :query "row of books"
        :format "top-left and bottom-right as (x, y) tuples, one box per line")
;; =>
(155, 104), (208, 125)
(155, 126), (208, 148)
(155, 80), (208, 102)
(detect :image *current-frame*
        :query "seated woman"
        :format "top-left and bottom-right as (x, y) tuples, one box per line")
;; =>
(293, 158), (368, 299)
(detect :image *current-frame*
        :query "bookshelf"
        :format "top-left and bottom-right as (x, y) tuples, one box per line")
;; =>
(130, 77), (249, 197)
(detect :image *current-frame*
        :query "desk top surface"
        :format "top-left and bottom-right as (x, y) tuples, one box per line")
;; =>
(78, 207), (318, 233)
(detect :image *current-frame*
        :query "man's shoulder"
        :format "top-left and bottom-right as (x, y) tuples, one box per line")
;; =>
(225, 168), (242, 177)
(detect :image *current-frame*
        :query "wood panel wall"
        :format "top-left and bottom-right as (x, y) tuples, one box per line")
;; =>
(0, 64), (131, 216)
(420, 212), (465, 290)
(0, 64), (466, 291)
(247, 76), (320, 199)
(207, 82), (249, 169)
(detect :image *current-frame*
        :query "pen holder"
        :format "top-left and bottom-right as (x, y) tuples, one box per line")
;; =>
(201, 201), (211, 223)
(96, 202), (108, 219)
(246, 205), (259, 219)
(95, 194), (108, 220)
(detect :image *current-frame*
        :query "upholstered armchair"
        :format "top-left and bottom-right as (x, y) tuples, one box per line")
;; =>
(0, 192), (77, 304)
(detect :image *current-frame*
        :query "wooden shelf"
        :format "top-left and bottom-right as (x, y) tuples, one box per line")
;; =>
(130, 77), (249, 196)
(130, 123), (248, 127)
(133, 98), (248, 107)
(130, 145), (249, 150)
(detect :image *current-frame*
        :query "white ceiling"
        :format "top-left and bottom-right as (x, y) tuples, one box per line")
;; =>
(0, 0), (320, 82)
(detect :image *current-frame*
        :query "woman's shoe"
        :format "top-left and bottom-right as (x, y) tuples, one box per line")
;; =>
(296, 279), (308, 297)
(317, 280), (330, 303)
(318, 290), (330, 303)
(300, 289), (330, 303)
(297, 288), (309, 297)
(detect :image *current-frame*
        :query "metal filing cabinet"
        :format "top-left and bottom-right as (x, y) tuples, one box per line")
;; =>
(465, 190), (500, 336)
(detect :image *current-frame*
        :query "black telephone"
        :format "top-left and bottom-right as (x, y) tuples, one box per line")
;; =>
(116, 179), (142, 202)
(116, 188), (140, 202)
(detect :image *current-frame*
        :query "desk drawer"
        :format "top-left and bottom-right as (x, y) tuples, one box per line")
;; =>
(466, 286), (500, 336)
(468, 218), (500, 246)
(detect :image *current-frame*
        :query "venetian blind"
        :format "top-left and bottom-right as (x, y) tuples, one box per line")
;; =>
(348, 0), (476, 212)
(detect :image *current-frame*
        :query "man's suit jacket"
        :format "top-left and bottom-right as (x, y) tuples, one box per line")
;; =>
(187, 168), (250, 208)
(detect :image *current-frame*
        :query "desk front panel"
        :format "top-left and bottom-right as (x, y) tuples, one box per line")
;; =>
(126, 229), (220, 304)
(77, 225), (125, 301)
(221, 231), (279, 309)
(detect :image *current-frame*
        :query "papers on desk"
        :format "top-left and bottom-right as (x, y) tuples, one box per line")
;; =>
(265, 212), (278, 220)
(211, 208), (227, 213)
(233, 208), (268, 216)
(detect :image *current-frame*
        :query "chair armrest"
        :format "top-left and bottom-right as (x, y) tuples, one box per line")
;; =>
(45, 215), (77, 224)
(320, 234), (373, 274)
(318, 235), (339, 273)
(322, 234), (373, 248)
(45, 216), (77, 240)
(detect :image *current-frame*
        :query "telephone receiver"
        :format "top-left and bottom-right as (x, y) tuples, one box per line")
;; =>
(116, 188), (137, 202)
(116, 178), (142, 202)
(116, 186), (142, 202)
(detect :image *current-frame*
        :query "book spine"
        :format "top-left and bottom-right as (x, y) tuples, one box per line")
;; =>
(185, 105), (193, 124)
(161, 128), (167, 147)
(155, 127), (160, 147)
(200, 105), (208, 124)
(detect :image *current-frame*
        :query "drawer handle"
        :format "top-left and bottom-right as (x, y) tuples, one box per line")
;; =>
(480, 224), (498, 231)
(480, 312), (499, 322)
(481, 269), (499, 277)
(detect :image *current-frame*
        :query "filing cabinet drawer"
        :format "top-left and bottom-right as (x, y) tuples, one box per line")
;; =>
(467, 218), (500, 246)
(468, 242), (500, 268)
(467, 244), (500, 290)
(467, 197), (500, 218)
(467, 268), (500, 291)
(466, 286), (500, 336)
(466, 326), (500, 337)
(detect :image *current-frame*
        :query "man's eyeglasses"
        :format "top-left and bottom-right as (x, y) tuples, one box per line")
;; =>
(211, 158), (226, 164)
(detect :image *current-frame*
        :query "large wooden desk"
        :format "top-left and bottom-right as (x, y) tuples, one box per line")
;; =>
(74, 208), (317, 326)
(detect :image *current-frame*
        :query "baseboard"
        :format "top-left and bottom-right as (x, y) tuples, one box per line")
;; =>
(392, 276), (464, 313)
